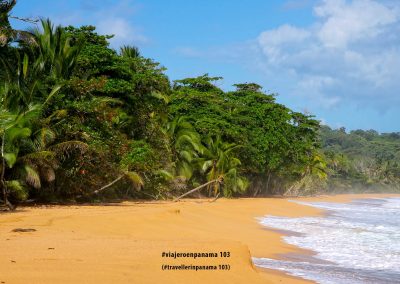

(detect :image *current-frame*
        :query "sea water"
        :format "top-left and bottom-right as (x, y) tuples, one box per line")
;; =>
(253, 197), (400, 284)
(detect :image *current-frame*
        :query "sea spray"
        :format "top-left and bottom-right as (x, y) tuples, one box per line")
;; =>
(254, 198), (400, 284)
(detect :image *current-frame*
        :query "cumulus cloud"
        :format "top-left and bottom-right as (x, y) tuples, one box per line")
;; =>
(315, 0), (397, 48)
(97, 17), (147, 47)
(46, 0), (147, 48)
(257, 0), (400, 110)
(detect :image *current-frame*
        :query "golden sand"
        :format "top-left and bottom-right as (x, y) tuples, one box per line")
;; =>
(1, 193), (398, 284)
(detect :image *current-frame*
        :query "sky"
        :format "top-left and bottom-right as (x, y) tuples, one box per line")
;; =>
(11, 0), (400, 132)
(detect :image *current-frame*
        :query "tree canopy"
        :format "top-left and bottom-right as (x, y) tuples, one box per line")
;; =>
(0, 2), (398, 208)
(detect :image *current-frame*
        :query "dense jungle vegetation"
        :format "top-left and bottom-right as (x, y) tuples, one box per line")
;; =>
(1, 1), (399, 208)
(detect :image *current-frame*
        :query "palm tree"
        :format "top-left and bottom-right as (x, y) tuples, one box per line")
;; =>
(1, 49), (63, 114)
(15, 129), (88, 192)
(0, 103), (89, 208)
(197, 135), (248, 197)
(120, 45), (140, 58)
(0, 104), (40, 208)
(285, 152), (328, 196)
(159, 117), (202, 191)
(33, 19), (82, 80)
(0, 19), (85, 208)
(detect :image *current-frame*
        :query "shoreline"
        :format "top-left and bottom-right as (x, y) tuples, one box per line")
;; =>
(0, 194), (399, 284)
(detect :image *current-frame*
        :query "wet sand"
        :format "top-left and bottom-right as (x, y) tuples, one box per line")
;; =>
(0, 194), (398, 284)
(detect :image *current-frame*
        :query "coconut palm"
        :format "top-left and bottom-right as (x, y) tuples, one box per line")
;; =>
(159, 117), (202, 191)
(285, 152), (328, 196)
(33, 19), (82, 80)
(0, 103), (88, 208)
(0, 104), (40, 208)
(1, 49), (63, 114)
(197, 135), (248, 197)
(0, 18), (85, 208)
(120, 45), (141, 58)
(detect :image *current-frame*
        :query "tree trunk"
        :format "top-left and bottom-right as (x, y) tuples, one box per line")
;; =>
(0, 133), (12, 210)
(174, 178), (220, 202)
(207, 162), (217, 197)
(92, 175), (124, 195)
(265, 171), (272, 194)
(252, 175), (262, 197)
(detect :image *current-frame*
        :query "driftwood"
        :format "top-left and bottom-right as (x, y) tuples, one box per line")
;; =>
(12, 228), (36, 232)
(173, 177), (222, 202)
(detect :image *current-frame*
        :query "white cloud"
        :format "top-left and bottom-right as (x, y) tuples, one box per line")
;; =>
(258, 24), (311, 63)
(256, 0), (400, 109)
(45, 0), (147, 49)
(97, 18), (147, 47)
(315, 0), (397, 48)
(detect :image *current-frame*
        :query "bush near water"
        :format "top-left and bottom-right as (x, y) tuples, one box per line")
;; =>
(1, 2), (399, 205)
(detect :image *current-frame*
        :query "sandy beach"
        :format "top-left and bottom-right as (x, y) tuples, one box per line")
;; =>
(1, 194), (399, 284)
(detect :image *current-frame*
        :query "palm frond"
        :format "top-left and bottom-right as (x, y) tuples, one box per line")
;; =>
(156, 169), (175, 181)
(177, 161), (193, 180)
(18, 150), (56, 163)
(120, 45), (141, 58)
(125, 171), (144, 191)
(5, 126), (31, 143)
(150, 91), (169, 104)
(201, 160), (213, 173)
(3, 152), (16, 167)
(5, 179), (28, 200)
(24, 164), (41, 189)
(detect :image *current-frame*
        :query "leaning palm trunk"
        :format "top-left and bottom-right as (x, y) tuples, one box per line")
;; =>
(173, 177), (223, 202)
(92, 175), (124, 195)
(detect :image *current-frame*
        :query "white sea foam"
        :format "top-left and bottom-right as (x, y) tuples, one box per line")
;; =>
(253, 197), (400, 284)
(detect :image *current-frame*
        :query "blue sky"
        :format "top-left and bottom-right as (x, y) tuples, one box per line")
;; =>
(11, 0), (400, 132)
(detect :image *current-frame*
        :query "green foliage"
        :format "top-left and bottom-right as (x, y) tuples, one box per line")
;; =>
(120, 45), (140, 58)
(33, 19), (82, 80)
(173, 74), (223, 92)
(169, 75), (321, 195)
(120, 141), (155, 172)
(197, 135), (248, 196)
(1, 2), (397, 207)
(321, 126), (400, 191)
(6, 180), (27, 200)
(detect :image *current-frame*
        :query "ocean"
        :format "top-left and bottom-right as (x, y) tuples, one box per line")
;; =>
(253, 197), (400, 284)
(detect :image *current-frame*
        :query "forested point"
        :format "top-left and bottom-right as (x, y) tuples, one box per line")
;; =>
(1, 1), (399, 209)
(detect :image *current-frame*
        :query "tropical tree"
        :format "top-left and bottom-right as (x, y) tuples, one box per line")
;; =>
(0, 104), (40, 208)
(158, 116), (202, 192)
(197, 135), (248, 197)
(120, 45), (140, 58)
(33, 19), (82, 80)
(0, 17), (88, 207)
(0, 98), (89, 207)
